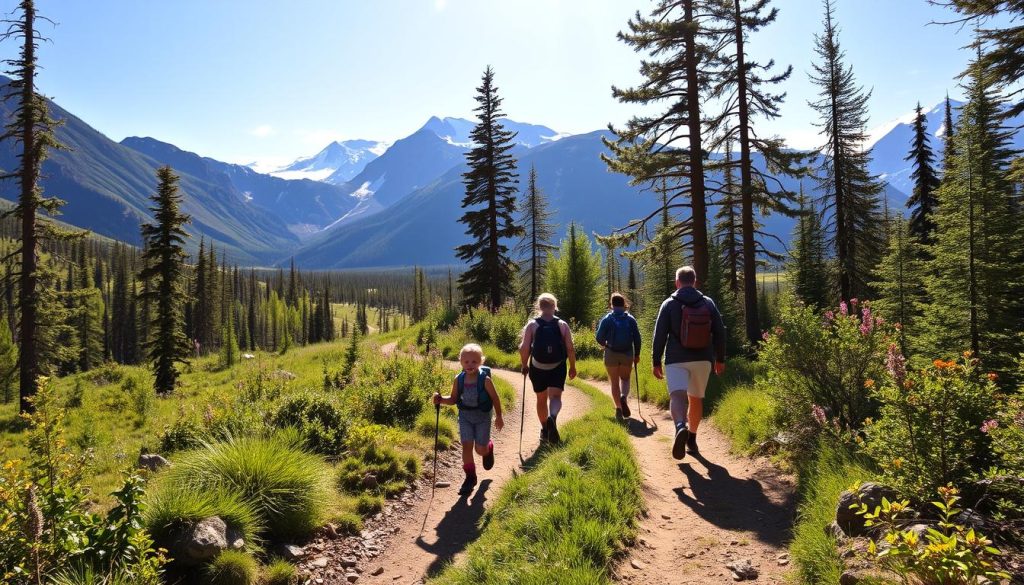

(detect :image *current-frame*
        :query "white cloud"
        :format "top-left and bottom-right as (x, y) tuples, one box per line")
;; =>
(249, 124), (276, 138)
(434, 0), (447, 11)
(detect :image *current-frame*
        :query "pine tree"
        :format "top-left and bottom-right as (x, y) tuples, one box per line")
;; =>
(943, 1), (1024, 116)
(919, 43), (1024, 373)
(942, 95), (956, 173)
(0, 314), (17, 403)
(75, 255), (104, 372)
(456, 67), (522, 310)
(515, 165), (557, 304)
(787, 187), (830, 310)
(139, 167), (192, 395)
(714, 140), (742, 292)
(545, 223), (604, 326)
(1, 0), (81, 412)
(808, 0), (885, 302)
(710, 0), (805, 347)
(873, 216), (926, 355)
(192, 237), (208, 350)
(604, 0), (723, 279)
(219, 305), (239, 368)
(905, 102), (941, 245)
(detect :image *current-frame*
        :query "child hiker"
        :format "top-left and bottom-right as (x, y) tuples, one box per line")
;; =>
(433, 343), (504, 496)
(595, 292), (641, 421)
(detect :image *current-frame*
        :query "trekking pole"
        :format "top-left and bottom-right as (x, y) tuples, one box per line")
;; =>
(634, 362), (644, 426)
(518, 372), (527, 460)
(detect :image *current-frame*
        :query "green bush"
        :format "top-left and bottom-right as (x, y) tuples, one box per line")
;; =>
(457, 309), (491, 343)
(204, 550), (258, 585)
(144, 486), (263, 555)
(337, 442), (420, 495)
(862, 352), (999, 497)
(159, 416), (205, 453)
(415, 408), (457, 450)
(713, 384), (777, 454)
(352, 355), (447, 428)
(330, 512), (363, 535)
(261, 559), (297, 585)
(759, 298), (891, 455)
(983, 395), (1024, 518)
(490, 305), (523, 353)
(571, 326), (603, 360)
(273, 393), (349, 456)
(162, 437), (331, 540)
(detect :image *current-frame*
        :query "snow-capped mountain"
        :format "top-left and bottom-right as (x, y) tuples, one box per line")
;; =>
(419, 116), (566, 148)
(867, 99), (1024, 195)
(269, 139), (387, 183)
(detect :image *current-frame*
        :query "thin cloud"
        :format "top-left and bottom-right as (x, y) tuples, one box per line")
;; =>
(434, 0), (447, 11)
(249, 125), (276, 138)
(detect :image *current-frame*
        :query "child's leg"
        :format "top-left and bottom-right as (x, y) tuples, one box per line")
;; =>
(461, 441), (475, 466)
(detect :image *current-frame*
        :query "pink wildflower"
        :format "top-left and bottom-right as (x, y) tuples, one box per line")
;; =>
(850, 298), (859, 306)
(885, 343), (906, 383)
(824, 310), (835, 321)
(981, 419), (999, 434)
(839, 301), (848, 316)
(762, 331), (770, 341)
(811, 404), (828, 426)
(860, 307), (873, 335)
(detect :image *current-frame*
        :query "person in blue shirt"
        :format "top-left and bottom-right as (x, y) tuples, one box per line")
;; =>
(595, 292), (642, 421)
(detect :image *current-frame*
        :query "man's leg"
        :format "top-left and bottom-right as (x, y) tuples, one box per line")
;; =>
(684, 361), (711, 453)
(687, 396), (703, 433)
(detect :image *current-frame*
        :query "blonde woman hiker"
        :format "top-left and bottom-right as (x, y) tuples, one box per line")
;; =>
(595, 292), (642, 422)
(433, 343), (504, 496)
(518, 293), (577, 444)
(651, 266), (726, 460)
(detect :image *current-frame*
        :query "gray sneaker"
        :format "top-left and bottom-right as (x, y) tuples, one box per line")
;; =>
(672, 426), (690, 460)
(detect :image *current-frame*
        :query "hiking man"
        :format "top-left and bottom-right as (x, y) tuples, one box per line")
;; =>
(519, 292), (577, 444)
(652, 266), (726, 460)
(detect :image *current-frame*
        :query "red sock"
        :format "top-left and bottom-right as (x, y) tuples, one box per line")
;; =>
(463, 463), (475, 476)
(487, 440), (494, 454)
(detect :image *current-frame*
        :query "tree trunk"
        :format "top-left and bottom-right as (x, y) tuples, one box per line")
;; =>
(18, 4), (39, 414)
(683, 0), (709, 281)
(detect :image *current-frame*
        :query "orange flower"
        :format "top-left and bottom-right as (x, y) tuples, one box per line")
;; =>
(963, 350), (973, 358)
(864, 379), (875, 388)
(933, 359), (955, 370)
(987, 372), (998, 382)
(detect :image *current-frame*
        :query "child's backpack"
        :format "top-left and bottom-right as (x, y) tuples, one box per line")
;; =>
(531, 317), (566, 364)
(607, 312), (634, 353)
(456, 366), (493, 412)
(678, 298), (712, 349)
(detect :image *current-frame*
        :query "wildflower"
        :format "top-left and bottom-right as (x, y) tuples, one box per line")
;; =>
(839, 301), (848, 316)
(875, 316), (885, 325)
(963, 350), (973, 358)
(864, 379), (875, 389)
(811, 404), (827, 426)
(774, 326), (784, 336)
(850, 298), (859, 306)
(892, 457), (903, 469)
(885, 343), (906, 383)
(980, 419), (999, 434)
(25, 484), (42, 542)
(824, 310), (835, 321)
(986, 372), (998, 382)
(933, 359), (955, 370)
(1013, 411), (1024, 428)
(761, 331), (770, 341)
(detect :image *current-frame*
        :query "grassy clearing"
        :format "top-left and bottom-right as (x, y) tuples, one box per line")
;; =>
(711, 383), (776, 455)
(429, 379), (643, 584)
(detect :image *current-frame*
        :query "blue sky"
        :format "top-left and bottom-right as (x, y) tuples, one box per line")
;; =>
(3, 0), (986, 167)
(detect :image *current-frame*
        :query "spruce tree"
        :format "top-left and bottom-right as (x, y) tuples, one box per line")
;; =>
(1, 0), (80, 412)
(714, 140), (742, 292)
(787, 187), (830, 310)
(942, 95), (956, 173)
(192, 237), (207, 350)
(807, 0), (885, 302)
(219, 306), (239, 368)
(604, 0), (723, 279)
(75, 256), (104, 372)
(545, 223), (604, 326)
(515, 165), (556, 303)
(872, 216), (926, 355)
(905, 102), (941, 245)
(943, 1), (1024, 116)
(139, 167), (192, 395)
(919, 44), (1024, 373)
(456, 67), (522, 311)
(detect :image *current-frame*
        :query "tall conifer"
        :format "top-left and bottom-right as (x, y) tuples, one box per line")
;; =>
(905, 103), (941, 245)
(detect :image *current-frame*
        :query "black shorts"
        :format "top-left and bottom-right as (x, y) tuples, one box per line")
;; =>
(529, 361), (567, 393)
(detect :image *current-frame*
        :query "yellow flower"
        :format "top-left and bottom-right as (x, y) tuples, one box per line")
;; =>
(892, 457), (903, 469)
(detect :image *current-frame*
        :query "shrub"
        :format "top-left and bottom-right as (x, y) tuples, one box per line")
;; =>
(355, 494), (384, 515)
(458, 308), (491, 343)
(162, 437), (331, 540)
(159, 416), (206, 453)
(144, 485), (263, 555)
(853, 485), (1009, 584)
(713, 384), (777, 454)
(862, 351), (999, 497)
(121, 375), (153, 425)
(66, 379), (85, 408)
(205, 550), (259, 585)
(330, 512), (362, 535)
(352, 356), (447, 429)
(975, 395), (1024, 520)
(759, 298), (891, 455)
(571, 326), (603, 360)
(273, 393), (348, 456)
(261, 559), (297, 585)
(490, 305), (523, 353)
(415, 408), (456, 450)
(337, 443), (419, 495)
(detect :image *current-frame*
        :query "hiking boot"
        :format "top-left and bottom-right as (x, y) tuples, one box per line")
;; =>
(483, 441), (495, 470)
(547, 416), (561, 444)
(672, 425), (690, 460)
(687, 433), (699, 454)
(620, 398), (631, 418)
(539, 420), (549, 443)
(458, 474), (477, 496)
(615, 408), (624, 422)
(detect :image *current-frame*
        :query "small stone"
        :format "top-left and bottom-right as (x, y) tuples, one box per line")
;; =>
(661, 514), (671, 520)
(278, 543), (306, 561)
(371, 567), (384, 576)
(630, 559), (645, 570)
(725, 559), (758, 581)
(362, 474), (379, 490)
(341, 556), (358, 567)
(137, 453), (170, 471)
(777, 558), (790, 566)
(346, 572), (359, 583)
(311, 557), (329, 568)
(684, 552), (697, 559)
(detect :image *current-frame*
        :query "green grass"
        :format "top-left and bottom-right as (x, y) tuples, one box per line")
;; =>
(429, 379), (643, 584)
(711, 384), (776, 455)
(158, 435), (333, 540)
(144, 485), (265, 554)
(261, 558), (298, 585)
(789, 441), (875, 584)
(204, 550), (259, 585)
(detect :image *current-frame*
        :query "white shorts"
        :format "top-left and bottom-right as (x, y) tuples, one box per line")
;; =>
(665, 361), (712, 399)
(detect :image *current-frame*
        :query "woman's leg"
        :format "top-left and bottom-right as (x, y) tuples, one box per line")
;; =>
(535, 388), (549, 425)
(606, 365), (622, 408)
(548, 387), (563, 420)
(618, 364), (632, 397)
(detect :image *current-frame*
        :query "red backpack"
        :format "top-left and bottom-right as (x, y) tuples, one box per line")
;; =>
(678, 298), (712, 349)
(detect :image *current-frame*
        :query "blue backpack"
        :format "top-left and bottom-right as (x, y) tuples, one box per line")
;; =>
(456, 366), (493, 412)
(607, 312), (634, 353)
(531, 317), (566, 364)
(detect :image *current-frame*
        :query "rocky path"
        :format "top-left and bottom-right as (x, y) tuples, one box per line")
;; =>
(605, 379), (797, 584)
(300, 344), (591, 584)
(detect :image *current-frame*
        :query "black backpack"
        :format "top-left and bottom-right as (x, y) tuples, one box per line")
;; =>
(531, 317), (566, 364)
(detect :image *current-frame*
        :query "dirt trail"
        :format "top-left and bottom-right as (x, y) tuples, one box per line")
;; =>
(301, 343), (591, 584)
(604, 378), (797, 584)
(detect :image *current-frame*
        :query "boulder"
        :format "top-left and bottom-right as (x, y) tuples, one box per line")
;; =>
(171, 516), (245, 566)
(836, 482), (898, 537)
(361, 473), (379, 490)
(278, 543), (306, 561)
(137, 453), (170, 471)
(272, 369), (298, 381)
(725, 559), (758, 581)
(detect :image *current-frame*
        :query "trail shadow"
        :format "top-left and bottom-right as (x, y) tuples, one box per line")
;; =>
(418, 479), (492, 577)
(672, 451), (795, 547)
(623, 416), (656, 437)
